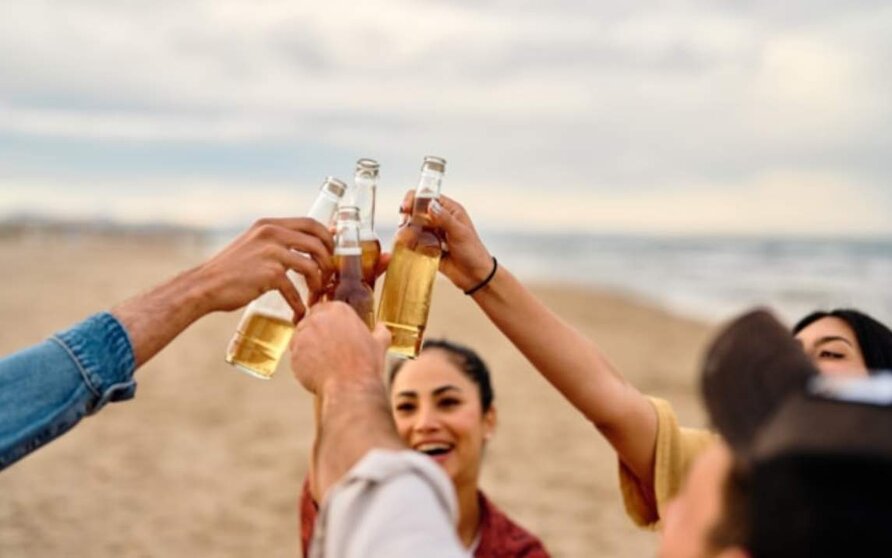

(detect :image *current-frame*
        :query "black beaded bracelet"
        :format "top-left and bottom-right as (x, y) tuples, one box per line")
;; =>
(464, 257), (498, 295)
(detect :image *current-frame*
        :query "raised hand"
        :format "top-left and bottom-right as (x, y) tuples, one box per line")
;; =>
(112, 217), (334, 366)
(398, 191), (494, 293)
(290, 301), (391, 396)
(192, 217), (335, 318)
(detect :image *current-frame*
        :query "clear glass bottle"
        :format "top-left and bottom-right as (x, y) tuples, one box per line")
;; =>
(353, 158), (382, 291)
(225, 177), (347, 379)
(331, 206), (376, 329)
(377, 156), (446, 358)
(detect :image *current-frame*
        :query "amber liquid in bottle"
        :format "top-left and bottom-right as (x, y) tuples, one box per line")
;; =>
(377, 196), (442, 358)
(225, 176), (346, 379)
(360, 236), (382, 290)
(333, 251), (376, 329)
(326, 241), (378, 300)
(225, 313), (295, 379)
(331, 205), (376, 328)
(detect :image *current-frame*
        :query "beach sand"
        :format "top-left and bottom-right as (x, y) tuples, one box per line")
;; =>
(0, 233), (714, 558)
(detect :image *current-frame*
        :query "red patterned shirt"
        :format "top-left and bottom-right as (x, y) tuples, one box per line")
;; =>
(300, 478), (550, 557)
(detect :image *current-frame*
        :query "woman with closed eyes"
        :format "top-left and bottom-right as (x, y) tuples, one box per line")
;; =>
(792, 309), (892, 377)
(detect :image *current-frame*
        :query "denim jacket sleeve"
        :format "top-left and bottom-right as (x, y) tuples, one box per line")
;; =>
(0, 312), (137, 469)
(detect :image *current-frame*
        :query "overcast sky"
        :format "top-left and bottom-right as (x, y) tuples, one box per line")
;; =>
(2, 0), (891, 235)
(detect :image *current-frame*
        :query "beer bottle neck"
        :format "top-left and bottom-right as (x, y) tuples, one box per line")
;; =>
(335, 215), (364, 279)
(307, 190), (341, 225)
(354, 175), (377, 232)
(411, 169), (443, 221)
(309, 177), (347, 225)
(415, 169), (442, 200)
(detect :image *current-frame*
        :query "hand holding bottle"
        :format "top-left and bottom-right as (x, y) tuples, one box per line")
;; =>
(378, 156), (447, 357)
(114, 216), (333, 369)
(290, 302), (391, 397)
(193, 217), (334, 316)
(226, 177), (347, 379)
(399, 191), (494, 294)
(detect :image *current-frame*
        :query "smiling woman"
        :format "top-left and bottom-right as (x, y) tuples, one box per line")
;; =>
(299, 339), (549, 557)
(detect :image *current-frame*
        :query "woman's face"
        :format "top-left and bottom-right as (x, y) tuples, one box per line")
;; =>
(390, 349), (496, 488)
(795, 316), (868, 377)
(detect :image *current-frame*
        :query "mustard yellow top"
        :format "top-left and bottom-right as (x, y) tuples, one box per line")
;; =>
(618, 397), (717, 529)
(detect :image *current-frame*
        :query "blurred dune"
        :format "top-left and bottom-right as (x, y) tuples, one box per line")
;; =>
(0, 233), (714, 558)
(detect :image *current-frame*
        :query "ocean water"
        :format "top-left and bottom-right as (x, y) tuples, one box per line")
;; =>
(477, 231), (892, 327)
(209, 227), (892, 327)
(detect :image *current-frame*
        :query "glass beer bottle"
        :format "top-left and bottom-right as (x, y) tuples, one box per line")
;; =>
(354, 158), (382, 291)
(331, 206), (376, 329)
(225, 177), (347, 379)
(377, 156), (446, 358)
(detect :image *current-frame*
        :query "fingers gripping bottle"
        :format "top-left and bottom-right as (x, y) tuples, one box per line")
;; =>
(353, 159), (382, 291)
(225, 177), (347, 379)
(377, 156), (446, 358)
(331, 206), (376, 329)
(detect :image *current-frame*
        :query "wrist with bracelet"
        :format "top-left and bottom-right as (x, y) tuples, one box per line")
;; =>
(463, 257), (498, 296)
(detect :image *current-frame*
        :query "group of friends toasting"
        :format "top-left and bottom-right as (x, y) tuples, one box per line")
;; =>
(1, 153), (889, 555)
(226, 155), (446, 379)
(219, 155), (892, 557)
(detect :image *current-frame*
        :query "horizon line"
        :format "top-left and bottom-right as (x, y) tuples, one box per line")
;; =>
(2, 213), (891, 242)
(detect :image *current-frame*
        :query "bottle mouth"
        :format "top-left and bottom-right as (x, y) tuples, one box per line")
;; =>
(323, 176), (348, 198)
(421, 156), (446, 173)
(356, 158), (380, 177)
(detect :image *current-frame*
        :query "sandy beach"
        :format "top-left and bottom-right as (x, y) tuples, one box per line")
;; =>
(0, 233), (715, 558)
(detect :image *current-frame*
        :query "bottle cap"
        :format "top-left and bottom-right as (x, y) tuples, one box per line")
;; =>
(422, 156), (446, 173)
(322, 177), (348, 198)
(356, 159), (380, 178)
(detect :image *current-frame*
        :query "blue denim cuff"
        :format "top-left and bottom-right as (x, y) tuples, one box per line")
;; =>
(52, 312), (137, 413)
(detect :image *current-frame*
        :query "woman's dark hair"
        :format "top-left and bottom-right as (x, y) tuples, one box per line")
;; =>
(389, 339), (494, 412)
(792, 308), (892, 373)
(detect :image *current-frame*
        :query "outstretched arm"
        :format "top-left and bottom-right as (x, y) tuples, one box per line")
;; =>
(421, 194), (659, 497)
(290, 302), (402, 497)
(0, 217), (333, 469)
(303, 253), (393, 505)
(113, 217), (334, 366)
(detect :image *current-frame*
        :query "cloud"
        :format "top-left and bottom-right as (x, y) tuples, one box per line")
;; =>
(0, 177), (315, 227)
(1, 0), (890, 233)
(464, 170), (892, 236)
